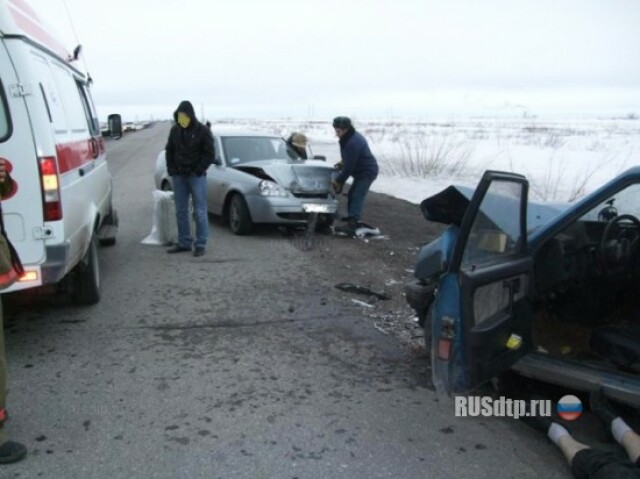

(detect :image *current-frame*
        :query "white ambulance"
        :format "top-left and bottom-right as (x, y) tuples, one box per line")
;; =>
(0, 0), (117, 304)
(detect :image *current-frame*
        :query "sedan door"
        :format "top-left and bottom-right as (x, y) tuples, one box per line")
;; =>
(431, 171), (534, 395)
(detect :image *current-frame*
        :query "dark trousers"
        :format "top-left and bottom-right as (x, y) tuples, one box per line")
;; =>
(347, 176), (375, 222)
(571, 448), (640, 478)
(172, 174), (208, 249)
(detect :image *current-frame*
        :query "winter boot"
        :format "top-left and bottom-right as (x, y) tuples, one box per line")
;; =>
(0, 441), (27, 464)
(345, 218), (358, 236)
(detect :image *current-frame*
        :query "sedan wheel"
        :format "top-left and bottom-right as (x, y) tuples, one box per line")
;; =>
(229, 194), (253, 235)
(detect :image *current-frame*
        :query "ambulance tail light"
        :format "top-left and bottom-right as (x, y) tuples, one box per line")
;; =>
(19, 270), (38, 282)
(39, 157), (62, 221)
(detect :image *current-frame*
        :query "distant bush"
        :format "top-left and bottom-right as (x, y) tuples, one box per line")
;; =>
(379, 132), (474, 179)
(520, 126), (570, 149)
(526, 154), (602, 202)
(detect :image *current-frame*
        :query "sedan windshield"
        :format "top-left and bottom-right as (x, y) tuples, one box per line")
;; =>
(222, 136), (291, 165)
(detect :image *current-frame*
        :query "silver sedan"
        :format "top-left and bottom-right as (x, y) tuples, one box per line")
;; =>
(154, 131), (338, 235)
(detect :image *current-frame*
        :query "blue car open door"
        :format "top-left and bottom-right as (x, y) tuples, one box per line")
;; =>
(432, 171), (534, 394)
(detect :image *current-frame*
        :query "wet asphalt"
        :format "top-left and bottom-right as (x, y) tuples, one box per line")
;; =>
(1, 123), (570, 478)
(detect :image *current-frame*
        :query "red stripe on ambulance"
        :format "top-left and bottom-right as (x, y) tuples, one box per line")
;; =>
(56, 140), (95, 174)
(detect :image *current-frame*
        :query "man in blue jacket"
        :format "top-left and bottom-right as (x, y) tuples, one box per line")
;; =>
(331, 116), (379, 234)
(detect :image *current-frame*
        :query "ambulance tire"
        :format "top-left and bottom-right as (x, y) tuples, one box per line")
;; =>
(100, 236), (116, 247)
(75, 236), (101, 305)
(99, 209), (118, 246)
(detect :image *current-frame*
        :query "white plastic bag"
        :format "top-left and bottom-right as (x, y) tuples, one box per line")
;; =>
(141, 190), (179, 245)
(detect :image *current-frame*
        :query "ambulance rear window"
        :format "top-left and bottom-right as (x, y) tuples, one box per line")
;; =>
(0, 79), (10, 141)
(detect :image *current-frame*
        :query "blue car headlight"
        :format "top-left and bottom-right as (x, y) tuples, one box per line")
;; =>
(259, 180), (288, 197)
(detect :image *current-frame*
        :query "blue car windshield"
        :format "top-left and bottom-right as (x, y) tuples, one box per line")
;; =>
(222, 136), (291, 165)
(579, 183), (640, 222)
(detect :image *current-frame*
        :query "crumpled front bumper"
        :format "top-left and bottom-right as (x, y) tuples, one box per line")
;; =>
(246, 195), (338, 224)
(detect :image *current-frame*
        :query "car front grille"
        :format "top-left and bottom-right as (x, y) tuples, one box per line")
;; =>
(291, 192), (330, 199)
(277, 213), (309, 221)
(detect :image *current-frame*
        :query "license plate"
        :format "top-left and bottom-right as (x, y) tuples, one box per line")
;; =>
(303, 204), (331, 213)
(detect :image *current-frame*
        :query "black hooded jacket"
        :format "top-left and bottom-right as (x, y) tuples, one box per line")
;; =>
(165, 100), (215, 176)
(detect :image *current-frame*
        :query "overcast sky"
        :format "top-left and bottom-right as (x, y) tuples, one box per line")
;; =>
(28, 0), (640, 121)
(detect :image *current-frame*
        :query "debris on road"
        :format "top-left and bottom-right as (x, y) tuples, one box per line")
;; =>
(335, 282), (391, 300)
(351, 299), (374, 308)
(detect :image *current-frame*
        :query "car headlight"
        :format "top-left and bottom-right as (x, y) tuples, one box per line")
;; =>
(259, 180), (288, 197)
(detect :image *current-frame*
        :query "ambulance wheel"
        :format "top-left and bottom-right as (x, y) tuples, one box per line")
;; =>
(99, 236), (116, 247)
(75, 236), (101, 305)
(99, 209), (118, 246)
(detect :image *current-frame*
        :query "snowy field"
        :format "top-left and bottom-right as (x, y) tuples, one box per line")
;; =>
(211, 117), (640, 205)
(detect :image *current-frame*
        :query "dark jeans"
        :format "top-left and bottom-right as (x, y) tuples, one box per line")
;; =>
(172, 174), (208, 249)
(347, 176), (375, 222)
(571, 448), (640, 478)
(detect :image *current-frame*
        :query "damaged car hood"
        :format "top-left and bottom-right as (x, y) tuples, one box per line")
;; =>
(235, 160), (334, 194)
(421, 185), (570, 232)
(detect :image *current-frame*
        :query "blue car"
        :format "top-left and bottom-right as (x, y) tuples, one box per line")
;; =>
(406, 168), (640, 406)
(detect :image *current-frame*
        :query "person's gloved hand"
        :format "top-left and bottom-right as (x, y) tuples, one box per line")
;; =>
(332, 180), (343, 194)
(333, 161), (344, 171)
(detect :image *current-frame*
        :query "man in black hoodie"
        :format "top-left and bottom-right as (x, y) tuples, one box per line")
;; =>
(165, 100), (215, 257)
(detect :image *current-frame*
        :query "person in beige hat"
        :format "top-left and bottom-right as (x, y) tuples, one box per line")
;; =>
(286, 132), (308, 159)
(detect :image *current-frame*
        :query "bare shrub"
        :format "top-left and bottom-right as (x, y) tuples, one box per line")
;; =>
(378, 132), (474, 179)
(527, 153), (603, 202)
(520, 126), (567, 149)
(543, 131), (566, 149)
(363, 126), (388, 144)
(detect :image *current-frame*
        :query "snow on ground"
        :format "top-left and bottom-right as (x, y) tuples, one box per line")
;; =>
(212, 117), (640, 205)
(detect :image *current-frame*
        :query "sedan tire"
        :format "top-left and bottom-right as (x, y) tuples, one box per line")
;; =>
(229, 194), (253, 235)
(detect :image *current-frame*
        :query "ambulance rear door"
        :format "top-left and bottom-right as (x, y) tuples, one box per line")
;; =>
(0, 39), (46, 273)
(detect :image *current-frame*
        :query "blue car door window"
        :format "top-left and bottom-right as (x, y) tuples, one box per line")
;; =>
(461, 180), (524, 271)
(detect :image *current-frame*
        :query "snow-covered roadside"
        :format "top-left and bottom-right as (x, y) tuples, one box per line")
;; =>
(212, 117), (640, 205)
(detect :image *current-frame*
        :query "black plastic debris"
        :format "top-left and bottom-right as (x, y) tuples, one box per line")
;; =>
(334, 282), (391, 300)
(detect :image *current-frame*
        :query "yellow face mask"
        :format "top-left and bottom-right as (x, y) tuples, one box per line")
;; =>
(177, 112), (191, 128)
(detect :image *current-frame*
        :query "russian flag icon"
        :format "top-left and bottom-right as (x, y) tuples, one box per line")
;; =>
(557, 395), (583, 421)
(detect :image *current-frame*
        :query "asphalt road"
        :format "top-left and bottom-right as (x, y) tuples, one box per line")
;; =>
(1, 123), (570, 478)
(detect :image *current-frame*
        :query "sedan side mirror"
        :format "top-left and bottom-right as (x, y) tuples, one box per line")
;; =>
(313, 155), (326, 161)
